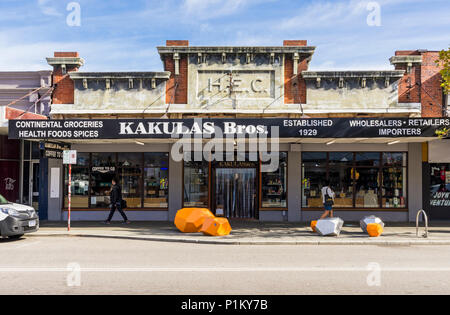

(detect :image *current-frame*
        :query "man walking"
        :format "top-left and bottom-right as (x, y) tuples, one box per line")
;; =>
(105, 178), (130, 224)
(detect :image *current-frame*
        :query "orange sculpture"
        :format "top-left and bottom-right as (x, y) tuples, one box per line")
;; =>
(201, 217), (232, 236)
(310, 220), (318, 232)
(366, 223), (383, 237)
(174, 208), (215, 233)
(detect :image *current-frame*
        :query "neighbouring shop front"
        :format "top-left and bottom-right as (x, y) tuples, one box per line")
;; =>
(8, 117), (450, 222)
(425, 140), (450, 220)
(0, 136), (20, 203)
(0, 138), (44, 211)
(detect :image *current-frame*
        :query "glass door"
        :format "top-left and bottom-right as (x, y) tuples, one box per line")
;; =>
(214, 168), (256, 219)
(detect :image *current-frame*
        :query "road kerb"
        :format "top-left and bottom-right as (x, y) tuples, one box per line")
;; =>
(27, 232), (450, 246)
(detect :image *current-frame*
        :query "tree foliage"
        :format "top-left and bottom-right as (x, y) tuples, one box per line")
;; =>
(437, 47), (450, 95)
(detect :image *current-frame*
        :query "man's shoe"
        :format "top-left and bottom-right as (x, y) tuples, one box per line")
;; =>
(104, 221), (111, 225)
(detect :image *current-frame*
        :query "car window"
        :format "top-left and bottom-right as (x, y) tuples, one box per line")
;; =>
(0, 194), (9, 204)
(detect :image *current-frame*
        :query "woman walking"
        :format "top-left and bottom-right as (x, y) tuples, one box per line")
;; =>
(320, 181), (335, 219)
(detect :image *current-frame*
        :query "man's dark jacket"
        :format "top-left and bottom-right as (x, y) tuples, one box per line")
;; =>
(110, 184), (122, 204)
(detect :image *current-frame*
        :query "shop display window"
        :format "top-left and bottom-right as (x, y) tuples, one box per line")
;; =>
(118, 153), (142, 208)
(64, 152), (170, 209)
(184, 161), (209, 207)
(91, 153), (116, 208)
(301, 152), (327, 208)
(261, 152), (287, 208)
(382, 167), (406, 208)
(356, 152), (380, 167)
(302, 152), (407, 209)
(383, 152), (406, 167)
(144, 153), (169, 208)
(355, 168), (380, 208)
(302, 168), (327, 208)
(64, 153), (90, 208)
(328, 153), (353, 208)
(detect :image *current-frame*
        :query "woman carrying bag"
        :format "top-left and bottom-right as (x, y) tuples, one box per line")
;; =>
(320, 181), (335, 219)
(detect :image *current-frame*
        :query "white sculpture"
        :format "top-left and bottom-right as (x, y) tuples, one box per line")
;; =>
(360, 215), (385, 233)
(315, 218), (344, 236)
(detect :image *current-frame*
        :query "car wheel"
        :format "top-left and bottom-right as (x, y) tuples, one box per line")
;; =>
(8, 234), (24, 239)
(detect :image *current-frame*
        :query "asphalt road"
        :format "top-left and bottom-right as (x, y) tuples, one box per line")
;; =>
(1, 236), (450, 295)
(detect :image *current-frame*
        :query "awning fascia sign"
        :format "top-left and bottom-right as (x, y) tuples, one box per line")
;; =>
(8, 118), (450, 140)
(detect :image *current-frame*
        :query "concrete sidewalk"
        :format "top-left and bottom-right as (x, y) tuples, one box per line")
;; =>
(28, 221), (450, 245)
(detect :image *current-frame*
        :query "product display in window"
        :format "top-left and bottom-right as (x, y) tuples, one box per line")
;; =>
(302, 169), (327, 207)
(63, 152), (170, 209)
(119, 153), (142, 208)
(328, 164), (352, 208)
(382, 168), (406, 208)
(302, 152), (407, 209)
(383, 153), (406, 167)
(90, 153), (116, 208)
(144, 153), (169, 208)
(261, 152), (287, 208)
(184, 161), (209, 207)
(355, 168), (380, 208)
(64, 152), (90, 208)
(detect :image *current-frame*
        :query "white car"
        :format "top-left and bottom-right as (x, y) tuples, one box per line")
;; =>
(0, 194), (39, 239)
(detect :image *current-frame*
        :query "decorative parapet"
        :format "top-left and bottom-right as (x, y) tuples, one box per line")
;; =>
(69, 72), (171, 90)
(69, 72), (171, 80)
(157, 46), (316, 55)
(302, 70), (405, 89)
(157, 46), (316, 69)
(302, 70), (405, 79)
(302, 70), (411, 113)
(66, 72), (171, 111)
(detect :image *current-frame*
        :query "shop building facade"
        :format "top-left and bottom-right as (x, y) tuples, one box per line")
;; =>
(7, 41), (448, 222)
(0, 71), (52, 210)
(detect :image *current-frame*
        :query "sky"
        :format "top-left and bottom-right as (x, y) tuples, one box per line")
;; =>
(0, 0), (449, 72)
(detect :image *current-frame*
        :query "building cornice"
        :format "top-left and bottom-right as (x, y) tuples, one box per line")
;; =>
(46, 57), (85, 67)
(69, 72), (171, 80)
(389, 55), (423, 66)
(302, 70), (405, 79)
(157, 46), (316, 55)
(50, 106), (421, 115)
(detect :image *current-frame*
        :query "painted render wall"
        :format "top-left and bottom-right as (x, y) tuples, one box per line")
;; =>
(73, 79), (167, 111)
(304, 78), (409, 113)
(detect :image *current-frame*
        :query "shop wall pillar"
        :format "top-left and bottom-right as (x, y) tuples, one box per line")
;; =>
(408, 143), (423, 222)
(47, 159), (63, 221)
(287, 148), (302, 222)
(38, 157), (48, 220)
(168, 146), (183, 221)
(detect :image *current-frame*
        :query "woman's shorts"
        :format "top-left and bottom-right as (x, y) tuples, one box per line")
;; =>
(324, 204), (333, 211)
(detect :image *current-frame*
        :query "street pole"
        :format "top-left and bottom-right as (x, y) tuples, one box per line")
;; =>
(68, 163), (71, 231)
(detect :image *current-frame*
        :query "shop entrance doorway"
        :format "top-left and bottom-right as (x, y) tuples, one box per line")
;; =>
(31, 162), (40, 211)
(213, 168), (257, 219)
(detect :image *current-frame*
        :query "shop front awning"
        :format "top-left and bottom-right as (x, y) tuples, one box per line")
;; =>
(8, 117), (449, 143)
